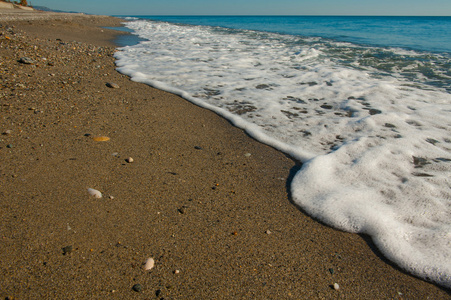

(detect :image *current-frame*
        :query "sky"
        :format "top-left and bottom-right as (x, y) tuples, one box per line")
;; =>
(31, 0), (451, 16)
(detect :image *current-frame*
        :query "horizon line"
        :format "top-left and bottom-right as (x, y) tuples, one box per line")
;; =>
(113, 14), (451, 17)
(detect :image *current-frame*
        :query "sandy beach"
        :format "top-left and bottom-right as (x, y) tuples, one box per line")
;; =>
(0, 9), (450, 299)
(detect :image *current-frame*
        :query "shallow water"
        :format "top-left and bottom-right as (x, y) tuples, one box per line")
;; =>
(103, 26), (147, 47)
(114, 16), (451, 288)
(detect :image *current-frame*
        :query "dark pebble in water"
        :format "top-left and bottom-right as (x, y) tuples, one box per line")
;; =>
(413, 156), (429, 167)
(412, 172), (434, 177)
(256, 84), (270, 89)
(320, 104), (333, 109)
(435, 157), (451, 162)
(62, 245), (73, 255)
(284, 96), (307, 104)
(132, 284), (143, 292)
(384, 123), (396, 128)
(426, 138), (439, 145)
(369, 109), (382, 115)
(281, 110), (299, 118)
(300, 81), (318, 86)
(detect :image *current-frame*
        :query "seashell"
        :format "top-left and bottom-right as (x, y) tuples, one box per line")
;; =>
(144, 258), (155, 271)
(92, 136), (110, 142)
(87, 188), (102, 198)
(106, 82), (120, 89)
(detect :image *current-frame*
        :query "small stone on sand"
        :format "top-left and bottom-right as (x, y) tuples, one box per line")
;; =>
(144, 257), (155, 271)
(132, 284), (142, 292)
(92, 136), (110, 142)
(125, 157), (134, 163)
(19, 57), (34, 64)
(333, 283), (340, 290)
(87, 188), (102, 198)
(62, 245), (73, 255)
(106, 82), (120, 88)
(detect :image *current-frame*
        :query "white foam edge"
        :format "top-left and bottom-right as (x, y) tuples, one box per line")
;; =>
(114, 63), (316, 164)
(291, 149), (451, 288)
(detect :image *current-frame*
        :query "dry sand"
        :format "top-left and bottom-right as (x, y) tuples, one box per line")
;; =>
(0, 10), (450, 299)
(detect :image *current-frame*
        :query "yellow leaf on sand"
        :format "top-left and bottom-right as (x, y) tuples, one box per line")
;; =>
(92, 136), (110, 142)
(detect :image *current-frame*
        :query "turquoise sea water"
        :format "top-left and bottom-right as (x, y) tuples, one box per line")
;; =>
(118, 15), (451, 92)
(114, 15), (451, 288)
(128, 16), (451, 53)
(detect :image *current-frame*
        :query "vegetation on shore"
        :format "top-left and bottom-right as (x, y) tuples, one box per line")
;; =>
(1, 0), (30, 7)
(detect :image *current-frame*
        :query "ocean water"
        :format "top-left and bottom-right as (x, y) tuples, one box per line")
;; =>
(113, 16), (451, 288)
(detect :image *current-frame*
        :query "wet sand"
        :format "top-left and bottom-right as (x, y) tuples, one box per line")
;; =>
(0, 10), (450, 299)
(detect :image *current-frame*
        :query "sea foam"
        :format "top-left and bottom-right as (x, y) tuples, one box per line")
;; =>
(115, 19), (451, 288)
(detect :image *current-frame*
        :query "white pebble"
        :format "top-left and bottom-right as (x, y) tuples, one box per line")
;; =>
(144, 257), (155, 271)
(174, 269), (180, 274)
(333, 283), (340, 290)
(125, 157), (134, 163)
(244, 152), (252, 157)
(87, 188), (102, 199)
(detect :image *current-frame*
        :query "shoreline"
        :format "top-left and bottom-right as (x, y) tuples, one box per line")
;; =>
(0, 11), (450, 298)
